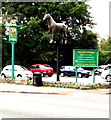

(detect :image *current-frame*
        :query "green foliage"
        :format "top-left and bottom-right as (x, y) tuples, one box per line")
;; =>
(99, 38), (111, 65)
(43, 81), (111, 90)
(80, 30), (98, 49)
(100, 38), (111, 51)
(2, 2), (98, 69)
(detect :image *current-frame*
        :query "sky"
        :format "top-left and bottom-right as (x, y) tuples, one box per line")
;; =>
(86, 0), (110, 39)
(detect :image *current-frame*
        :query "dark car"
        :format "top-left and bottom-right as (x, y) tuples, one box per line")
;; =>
(27, 64), (54, 77)
(60, 66), (91, 78)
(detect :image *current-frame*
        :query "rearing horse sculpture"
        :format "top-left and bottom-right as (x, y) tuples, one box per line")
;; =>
(43, 13), (67, 43)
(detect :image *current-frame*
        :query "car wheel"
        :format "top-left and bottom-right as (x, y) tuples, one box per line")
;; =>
(85, 75), (89, 78)
(1, 74), (6, 79)
(60, 73), (64, 77)
(78, 73), (82, 78)
(68, 75), (71, 77)
(17, 74), (22, 77)
(106, 75), (111, 82)
(48, 75), (52, 77)
(41, 73), (45, 77)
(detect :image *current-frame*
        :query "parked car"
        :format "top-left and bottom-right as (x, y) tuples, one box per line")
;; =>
(60, 66), (91, 78)
(95, 65), (109, 75)
(1, 65), (33, 79)
(101, 68), (111, 82)
(27, 64), (54, 77)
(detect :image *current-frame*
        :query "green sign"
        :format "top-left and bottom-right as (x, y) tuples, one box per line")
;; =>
(9, 20), (18, 42)
(73, 49), (99, 67)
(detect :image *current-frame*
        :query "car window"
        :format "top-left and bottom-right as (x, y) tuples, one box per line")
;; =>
(61, 66), (65, 69)
(104, 67), (108, 70)
(21, 66), (27, 70)
(98, 67), (102, 69)
(44, 65), (51, 68)
(29, 66), (35, 69)
(35, 65), (40, 69)
(5, 69), (9, 71)
(104, 66), (111, 70)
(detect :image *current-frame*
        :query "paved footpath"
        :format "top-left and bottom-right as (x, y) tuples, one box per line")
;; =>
(0, 83), (110, 95)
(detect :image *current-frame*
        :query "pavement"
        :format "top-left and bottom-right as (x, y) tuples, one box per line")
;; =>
(0, 83), (110, 95)
(0, 73), (110, 95)
(0, 83), (75, 95)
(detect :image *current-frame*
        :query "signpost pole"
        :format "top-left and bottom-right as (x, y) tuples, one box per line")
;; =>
(93, 68), (95, 83)
(7, 20), (20, 79)
(73, 49), (99, 84)
(75, 67), (78, 83)
(11, 41), (15, 79)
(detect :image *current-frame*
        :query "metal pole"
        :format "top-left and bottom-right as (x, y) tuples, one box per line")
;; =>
(75, 67), (78, 83)
(11, 41), (15, 79)
(57, 45), (60, 81)
(93, 68), (95, 83)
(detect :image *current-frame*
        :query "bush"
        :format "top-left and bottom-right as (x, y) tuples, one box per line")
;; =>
(42, 81), (111, 90)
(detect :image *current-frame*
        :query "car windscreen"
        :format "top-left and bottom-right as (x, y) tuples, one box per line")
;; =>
(43, 65), (52, 68)
(21, 66), (27, 70)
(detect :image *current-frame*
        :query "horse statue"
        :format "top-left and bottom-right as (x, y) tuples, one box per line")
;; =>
(43, 13), (67, 43)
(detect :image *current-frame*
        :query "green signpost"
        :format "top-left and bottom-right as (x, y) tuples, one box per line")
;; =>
(7, 20), (20, 79)
(73, 49), (99, 83)
(73, 49), (99, 67)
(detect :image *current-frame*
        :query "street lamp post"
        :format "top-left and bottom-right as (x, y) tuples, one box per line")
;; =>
(56, 42), (60, 81)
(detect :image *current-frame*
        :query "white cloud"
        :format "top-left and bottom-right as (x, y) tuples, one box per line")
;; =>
(87, 0), (110, 39)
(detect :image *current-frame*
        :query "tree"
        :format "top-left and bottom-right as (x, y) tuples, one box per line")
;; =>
(80, 30), (98, 49)
(99, 38), (111, 65)
(2, 2), (98, 69)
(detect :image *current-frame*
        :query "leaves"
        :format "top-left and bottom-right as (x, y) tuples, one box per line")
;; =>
(2, 2), (98, 69)
(99, 38), (111, 64)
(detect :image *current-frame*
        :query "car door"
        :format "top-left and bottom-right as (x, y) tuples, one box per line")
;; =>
(5, 68), (11, 77)
(35, 65), (41, 72)
(10, 68), (18, 77)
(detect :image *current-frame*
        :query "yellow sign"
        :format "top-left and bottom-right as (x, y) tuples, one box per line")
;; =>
(10, 27), (16, 38)
(9, 20), (17, 42)
(10, 20), (16, 25)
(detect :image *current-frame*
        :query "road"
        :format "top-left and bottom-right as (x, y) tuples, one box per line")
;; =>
(0, 83), (110, 118)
